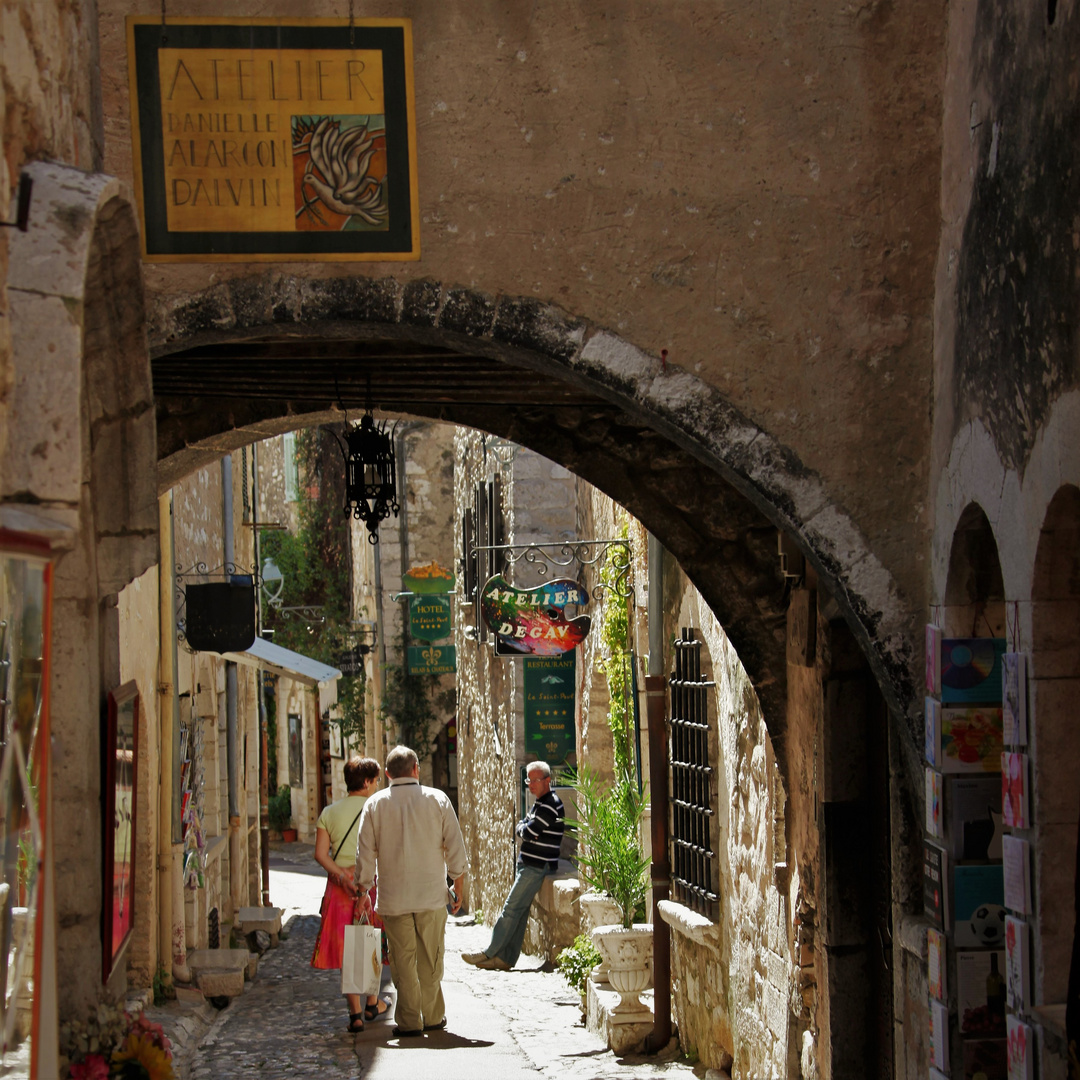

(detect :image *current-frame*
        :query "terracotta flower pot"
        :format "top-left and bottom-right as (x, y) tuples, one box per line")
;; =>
(281, 828), (298, 843)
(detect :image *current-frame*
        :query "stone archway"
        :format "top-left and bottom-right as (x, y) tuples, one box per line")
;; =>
(1031, 485), (1080, 1008)
(3, 162), (159, 1026)
(147, 273), (919, 754)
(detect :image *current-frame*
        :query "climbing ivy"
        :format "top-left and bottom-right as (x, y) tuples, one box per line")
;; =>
(260, 427), (366, 746)
(598, 520), (634, 785)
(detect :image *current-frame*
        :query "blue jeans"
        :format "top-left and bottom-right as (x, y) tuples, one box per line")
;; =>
(485, 861), (550, 967)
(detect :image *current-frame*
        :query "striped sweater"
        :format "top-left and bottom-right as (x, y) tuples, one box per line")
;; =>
(517, 790), (565, 870)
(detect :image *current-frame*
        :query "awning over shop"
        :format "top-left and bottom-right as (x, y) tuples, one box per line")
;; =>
(221, 635), (341, 688)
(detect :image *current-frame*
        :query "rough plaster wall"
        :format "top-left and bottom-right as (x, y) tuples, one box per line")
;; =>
(666, 582), (801, 1079)
(933, 0), (1079, 480)
(99, 0), (942, 624)
(117, 567), (161, 987)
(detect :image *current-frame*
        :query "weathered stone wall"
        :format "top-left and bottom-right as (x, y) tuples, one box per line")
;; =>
(254, 434), (299, 537)
(453, 428), (518, 915)
(659, 574), (802, 1078)
(0, 0), (102, 425)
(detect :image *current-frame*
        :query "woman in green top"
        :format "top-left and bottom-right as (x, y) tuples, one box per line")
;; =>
(311, 756), (388, 1032)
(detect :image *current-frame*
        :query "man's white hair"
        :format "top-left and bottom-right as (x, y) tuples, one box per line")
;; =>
(526, 760), (551, 778)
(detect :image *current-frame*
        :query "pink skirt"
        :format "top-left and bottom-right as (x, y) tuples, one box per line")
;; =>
(311, 878), (355, 970)
(310, 879), (386, 970)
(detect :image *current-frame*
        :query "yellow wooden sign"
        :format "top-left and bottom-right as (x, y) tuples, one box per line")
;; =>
(127, 18), (419, 261)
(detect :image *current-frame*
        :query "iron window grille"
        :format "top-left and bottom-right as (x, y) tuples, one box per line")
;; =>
(669, 627), (719, 920)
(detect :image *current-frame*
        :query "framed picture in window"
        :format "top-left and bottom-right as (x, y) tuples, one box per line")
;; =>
(328, 722), (344, 759)
(104, 681), (139, 981)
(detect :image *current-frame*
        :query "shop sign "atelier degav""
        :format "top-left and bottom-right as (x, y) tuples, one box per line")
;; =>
(126, 17), (420, 261)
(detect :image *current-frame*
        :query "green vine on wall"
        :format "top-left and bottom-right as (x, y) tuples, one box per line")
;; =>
(260, 427), (366, 746)
(598, 520), (634, 785)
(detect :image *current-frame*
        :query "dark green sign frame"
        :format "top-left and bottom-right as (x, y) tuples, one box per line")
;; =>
(523, 654), (576, 764)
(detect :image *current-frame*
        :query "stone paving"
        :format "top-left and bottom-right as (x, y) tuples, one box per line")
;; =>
(145, 844), (709, 1080)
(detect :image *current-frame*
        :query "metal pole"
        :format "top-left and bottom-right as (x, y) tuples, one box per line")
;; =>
(251, 442), (271, 906)
(645, 532), (672, 1052)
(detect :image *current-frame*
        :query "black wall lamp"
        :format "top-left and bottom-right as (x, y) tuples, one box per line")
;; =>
(333, 405), (400, 544)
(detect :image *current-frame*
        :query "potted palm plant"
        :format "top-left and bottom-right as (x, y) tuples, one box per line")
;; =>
(568, 768), (653, 1016)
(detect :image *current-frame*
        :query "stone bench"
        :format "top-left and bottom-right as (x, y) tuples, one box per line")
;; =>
(522, 868), (582, 963)
(235, 906), (284, 949)
(186, 948), (257, 998)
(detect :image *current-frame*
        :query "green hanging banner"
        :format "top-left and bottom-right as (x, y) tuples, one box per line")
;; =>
(407, 644), (456, 675)
(523, 653), (576, 764)
(409, 595), (451, 641)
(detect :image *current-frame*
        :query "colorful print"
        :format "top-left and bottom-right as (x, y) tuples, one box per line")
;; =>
(293, 115), (388, 231)
(480, 575), (590, 655)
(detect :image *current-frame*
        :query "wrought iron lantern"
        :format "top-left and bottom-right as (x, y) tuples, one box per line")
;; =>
(338, 408), (399, 543)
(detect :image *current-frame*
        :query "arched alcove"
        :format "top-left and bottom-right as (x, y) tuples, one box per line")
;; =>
(943, 503), (1006, 638)
(1030, 484), (1080, 1006)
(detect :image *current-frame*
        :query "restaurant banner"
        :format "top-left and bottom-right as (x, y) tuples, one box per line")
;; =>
(407, 644), (456, 675)
(523, 654), (576, 764)
(126, 17), (419, 261)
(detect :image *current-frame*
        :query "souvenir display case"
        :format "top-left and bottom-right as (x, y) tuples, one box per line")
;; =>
(103, 682), (138, 982)
(0, 532), (53, 1075)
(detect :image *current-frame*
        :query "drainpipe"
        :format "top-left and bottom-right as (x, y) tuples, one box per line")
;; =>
(252, 442), (271, 906)
(222, 457), (242, 923)
(645, 531), (672, 1052)
(159, 494), (190, 983)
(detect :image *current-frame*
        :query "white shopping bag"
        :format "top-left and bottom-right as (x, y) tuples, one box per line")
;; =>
(341, 922), (382, 996)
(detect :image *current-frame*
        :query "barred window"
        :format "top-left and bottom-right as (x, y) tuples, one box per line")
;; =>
(669, 627), (719, 920)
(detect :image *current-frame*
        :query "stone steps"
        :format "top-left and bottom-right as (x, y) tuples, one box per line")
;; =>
(185, 948), (257, 999)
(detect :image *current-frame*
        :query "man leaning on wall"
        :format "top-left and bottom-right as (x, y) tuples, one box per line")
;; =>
(462, 759), (564, 971)
(355, 745), (467, 1036)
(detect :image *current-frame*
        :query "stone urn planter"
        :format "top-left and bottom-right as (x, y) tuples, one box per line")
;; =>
(577, 891), (622, 982)
(591, 923), (653, 1018)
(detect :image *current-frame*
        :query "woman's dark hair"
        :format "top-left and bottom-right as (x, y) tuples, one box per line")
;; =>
(344, 756), (381, 792)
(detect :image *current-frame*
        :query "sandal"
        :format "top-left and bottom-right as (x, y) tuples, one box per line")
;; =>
(364, 996), (390, 1022)
(347, 1012), (365, 1033)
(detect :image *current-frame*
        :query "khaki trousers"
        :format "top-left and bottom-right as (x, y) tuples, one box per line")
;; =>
(381, 906), (447, 1031)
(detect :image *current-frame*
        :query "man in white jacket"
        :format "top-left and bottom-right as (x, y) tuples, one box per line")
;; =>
(355, 745), (467, 1037)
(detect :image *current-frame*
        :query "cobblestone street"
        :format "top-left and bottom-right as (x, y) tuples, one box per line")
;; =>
(145, 848), (705, 1080)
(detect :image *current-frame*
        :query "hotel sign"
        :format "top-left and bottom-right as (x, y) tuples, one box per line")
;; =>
(126, 18), (419, 261)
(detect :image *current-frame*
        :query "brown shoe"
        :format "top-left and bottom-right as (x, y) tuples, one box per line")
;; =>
(461, 952), (488, 965)
(475, 955), (511, 970)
